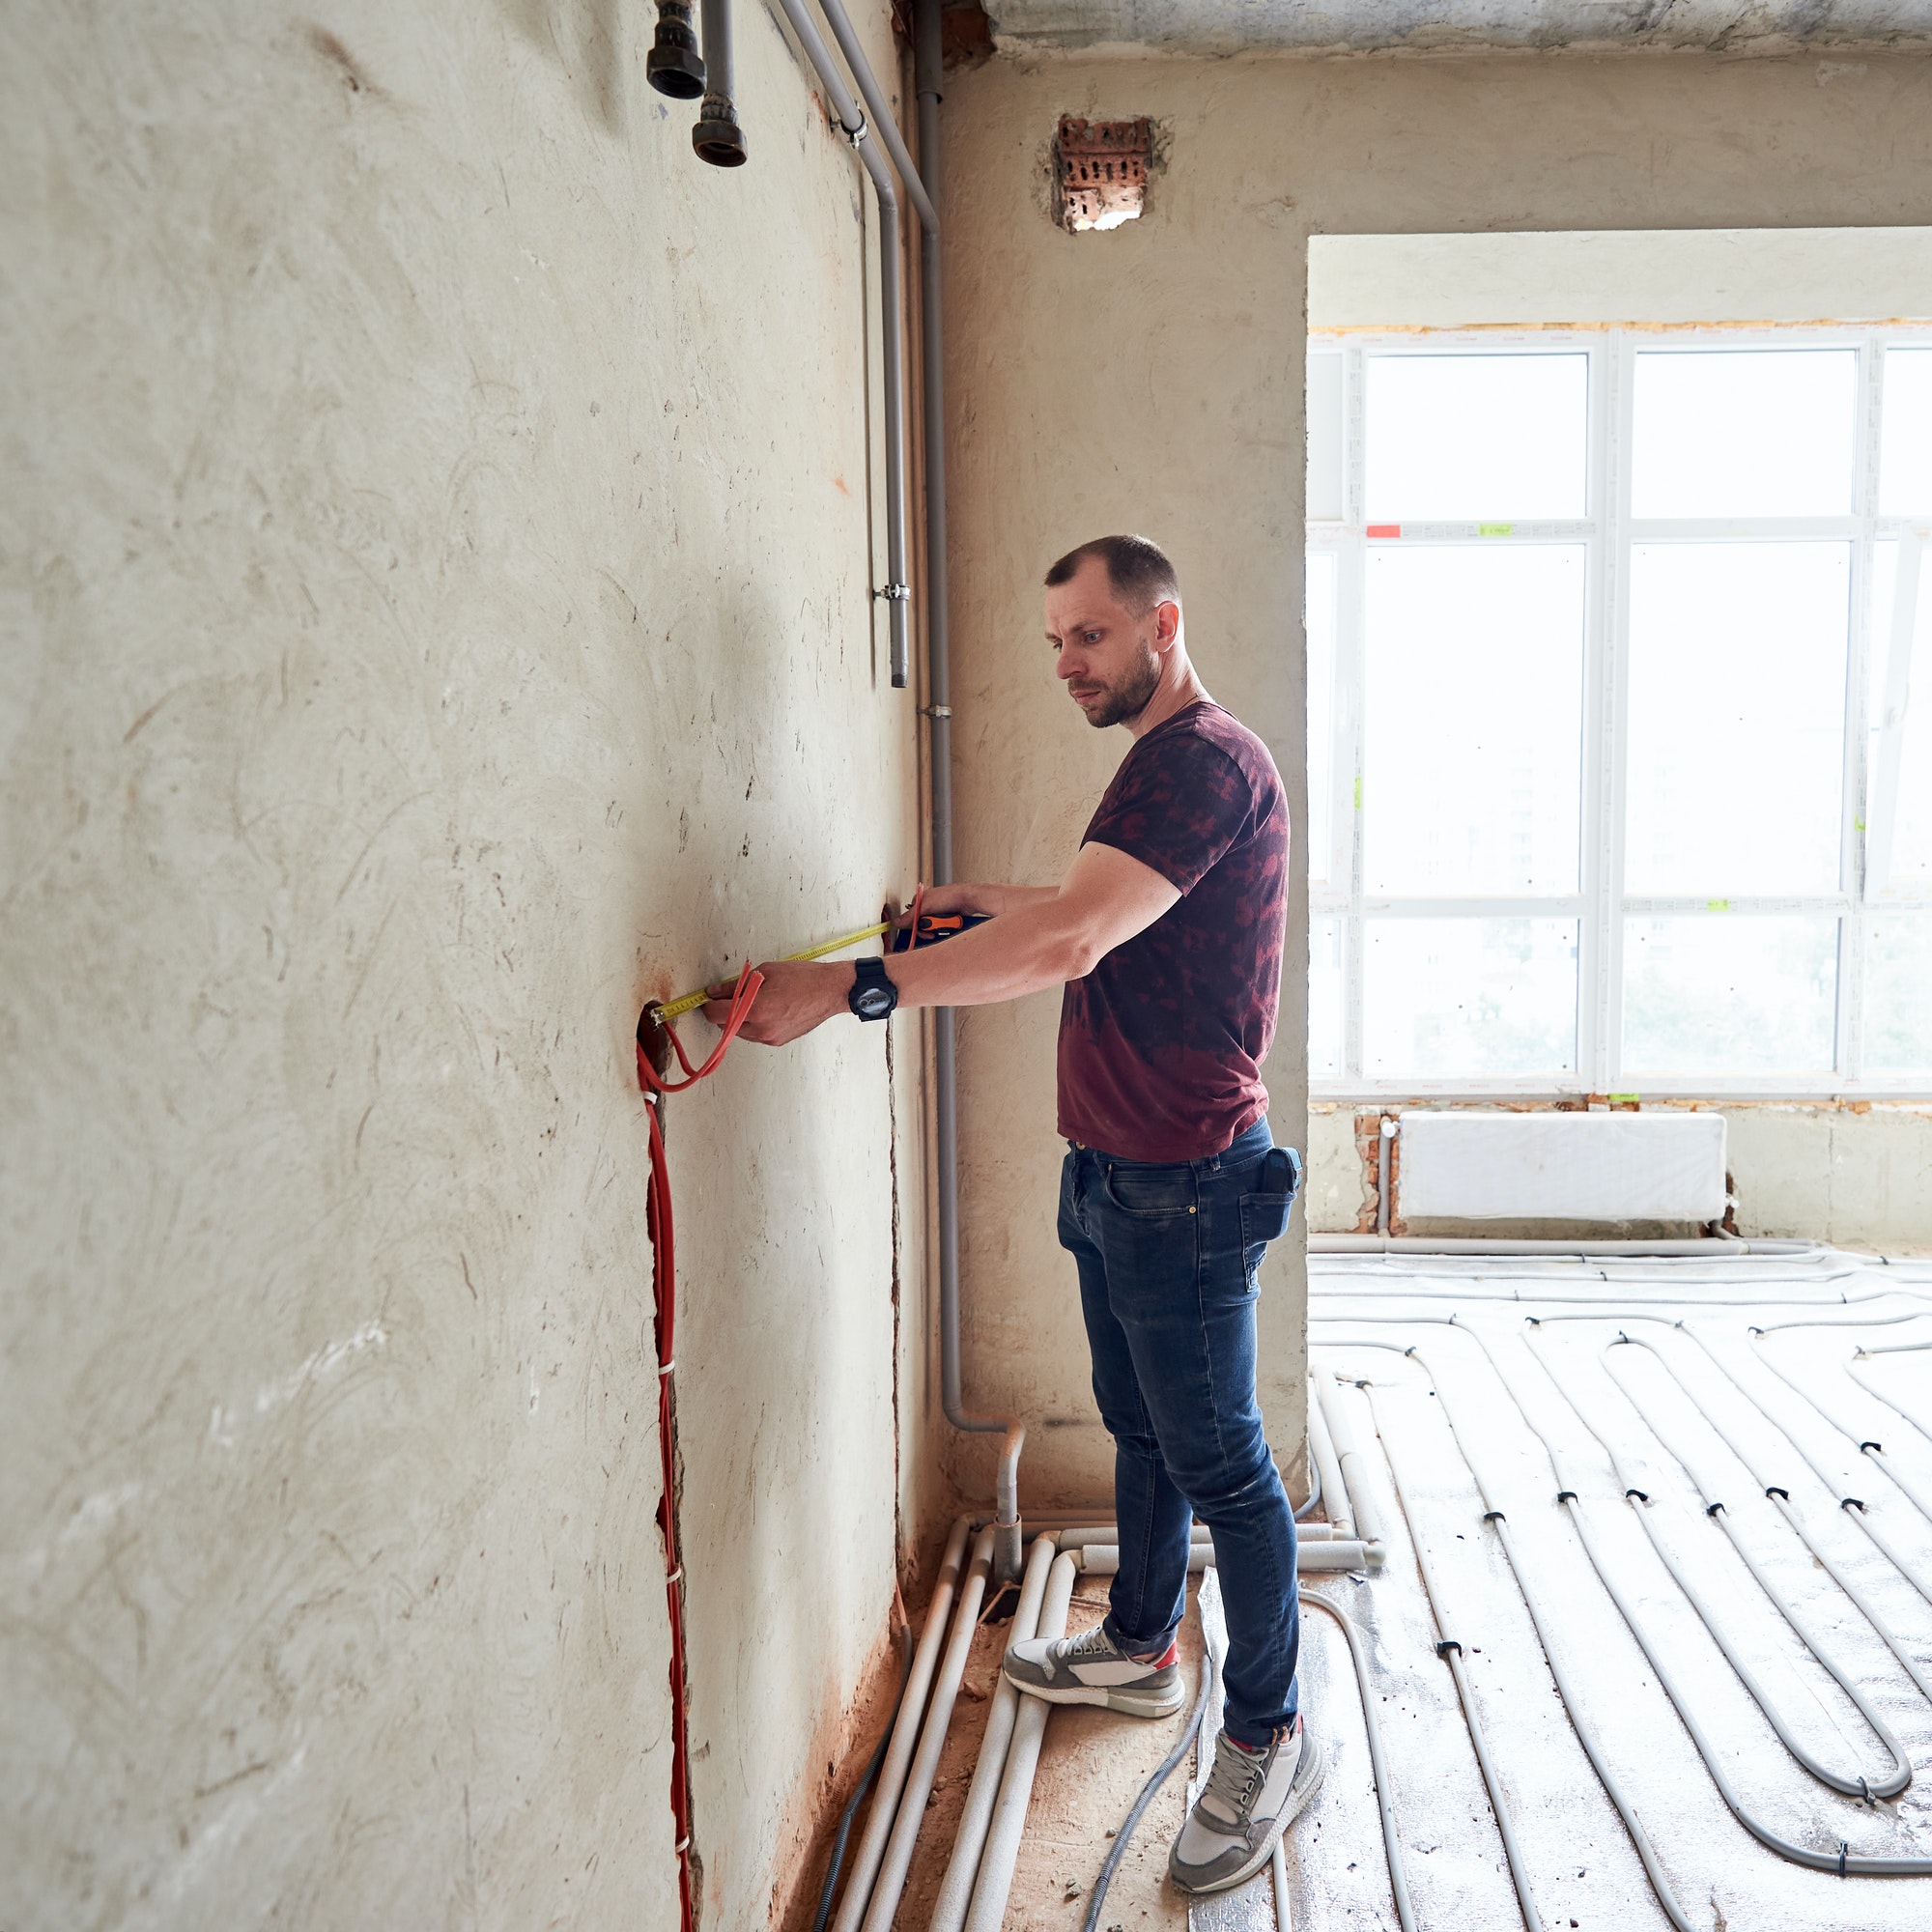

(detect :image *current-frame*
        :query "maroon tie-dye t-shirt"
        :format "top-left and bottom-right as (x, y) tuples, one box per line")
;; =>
(1057, 701), (1288, 1162)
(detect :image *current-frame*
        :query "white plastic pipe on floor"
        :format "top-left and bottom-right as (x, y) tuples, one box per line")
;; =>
(855, 1526), (995, 1932)
(1071, 1540), (1377, 1575)
(1307, 1378), (1352, 1541)
(1316, 1378), (1388, 1567)
(928, 1534), (1058, 1932)
(1309, 1235), (1784, 1256)
(962, 1550), (1078, 1932)
(829, 1517), (970, 1932)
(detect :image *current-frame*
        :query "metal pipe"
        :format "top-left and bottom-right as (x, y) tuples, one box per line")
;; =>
(828, 1516), (969, 1932)
(816, 0), (940, 233)
(769, 0), (910, 684)
(646, 0), (707, 99)
(855, 1527), (996, 1932)
(928, 1534), (1057, 1932)
(693, 0), (747, 164)
(962, 1551), (1078, 1932)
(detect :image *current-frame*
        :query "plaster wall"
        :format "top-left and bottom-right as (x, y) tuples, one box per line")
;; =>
(1, 5), (928, 1929)
(938, 47), (1932, 1505)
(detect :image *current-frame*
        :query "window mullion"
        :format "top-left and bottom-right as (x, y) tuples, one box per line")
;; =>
(1595, 331), (1634, 1094)
(1342, 344), (1368, 1085)
(1840, 335), (1885, 1084)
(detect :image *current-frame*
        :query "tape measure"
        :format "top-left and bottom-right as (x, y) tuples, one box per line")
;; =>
(644, 911), (993, 1026)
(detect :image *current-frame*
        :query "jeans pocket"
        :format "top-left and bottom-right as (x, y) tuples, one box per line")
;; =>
(1238, 1148), (1301, 1249)
(1101, 1160), (1198, 1219)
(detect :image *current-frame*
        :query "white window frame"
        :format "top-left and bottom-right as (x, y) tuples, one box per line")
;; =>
(1308, 323), (1932, 1101)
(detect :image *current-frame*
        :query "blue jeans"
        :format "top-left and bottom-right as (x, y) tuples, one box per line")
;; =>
(1058, 1118), (1302, 1749)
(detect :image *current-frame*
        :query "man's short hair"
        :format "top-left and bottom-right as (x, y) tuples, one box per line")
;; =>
(1043, 534), (1180, 615)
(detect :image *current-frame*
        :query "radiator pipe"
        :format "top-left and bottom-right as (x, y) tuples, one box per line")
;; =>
(692, 0), (747, 165)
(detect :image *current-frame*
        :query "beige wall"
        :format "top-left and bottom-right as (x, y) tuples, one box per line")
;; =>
(1, 5), (929, 1929)
(939, 48), (1932, 1504)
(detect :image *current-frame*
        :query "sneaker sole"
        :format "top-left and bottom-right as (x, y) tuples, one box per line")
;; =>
(1006, 1676), (1186, 1719)
(1170, 1722), (1327, 1897)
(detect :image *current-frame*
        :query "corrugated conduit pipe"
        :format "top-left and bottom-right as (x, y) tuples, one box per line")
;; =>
(1311, 1335), (1700, 1932)
(1499, 1319), (1932, 1874)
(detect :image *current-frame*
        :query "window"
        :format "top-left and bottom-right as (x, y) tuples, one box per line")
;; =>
(1308, 329), (1932, 1096)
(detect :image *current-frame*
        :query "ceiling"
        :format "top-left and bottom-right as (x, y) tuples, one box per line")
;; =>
(986, 1), (1932, 56)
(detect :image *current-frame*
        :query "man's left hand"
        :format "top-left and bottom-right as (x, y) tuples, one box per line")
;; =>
(701, 959), (847, 1044)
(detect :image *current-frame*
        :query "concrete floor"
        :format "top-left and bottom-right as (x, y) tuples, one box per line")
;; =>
(891, 1249), (1932, 1931)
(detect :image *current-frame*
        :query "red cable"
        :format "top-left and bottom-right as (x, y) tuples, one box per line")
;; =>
(635, 962), (763, 1932)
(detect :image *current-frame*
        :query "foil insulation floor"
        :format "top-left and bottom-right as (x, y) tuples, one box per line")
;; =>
(1003, 1247), (1932, 1932)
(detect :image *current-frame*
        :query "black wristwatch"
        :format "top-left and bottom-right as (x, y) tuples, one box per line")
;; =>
(848, 956), (898, 1021)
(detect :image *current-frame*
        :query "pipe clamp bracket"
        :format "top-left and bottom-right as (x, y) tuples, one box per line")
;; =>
(920, 704), (952, 719)
(876, 582), (911, 602)
(842, 113), (868, 146)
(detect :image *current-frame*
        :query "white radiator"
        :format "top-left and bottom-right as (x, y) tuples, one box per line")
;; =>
(1396, 1110), (1727, 1222)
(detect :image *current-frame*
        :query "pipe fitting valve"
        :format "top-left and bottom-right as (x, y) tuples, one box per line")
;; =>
(646, 2), (706, 99)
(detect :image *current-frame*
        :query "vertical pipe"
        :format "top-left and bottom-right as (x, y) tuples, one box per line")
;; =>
(909, 0), (1023, 1582)
(693, 0), (747, 165)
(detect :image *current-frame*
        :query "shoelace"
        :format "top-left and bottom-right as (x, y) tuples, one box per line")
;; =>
(1062, 1624), (1123, 1662)
(1199, 1735), (1264, 1828)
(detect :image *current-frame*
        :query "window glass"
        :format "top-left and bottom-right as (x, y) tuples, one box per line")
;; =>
(1305, 551), (1338, 890)
(1864, 914), (1932, 1074)
(1632, 350), (1856, 519)
(1307, 353), (1346, 522)
(1624, 542), (1848, 895)
(1865, 536), (1932, 893)
(1622, 915), (1838, 1075)
(1310, 916), (1345, 1079)
(1365, 354), (1587, 523)
(1364, 919), (1577, 1079)
(1362, 545), (1585, 895)
(1879, 348), (1932, 517)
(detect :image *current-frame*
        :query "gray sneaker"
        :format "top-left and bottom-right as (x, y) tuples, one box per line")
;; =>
(1169, 1714), (1323, 1894)
(1002, 1623), (1185, 1718)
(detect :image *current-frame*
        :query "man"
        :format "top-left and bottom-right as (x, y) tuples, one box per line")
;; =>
(705, 533), (1315, 1895)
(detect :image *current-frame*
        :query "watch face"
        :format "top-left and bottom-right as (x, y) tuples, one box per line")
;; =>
(854, 985), (895, 1019)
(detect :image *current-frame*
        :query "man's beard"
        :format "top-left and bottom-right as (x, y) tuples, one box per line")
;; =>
(1075, 641), (1161, 728)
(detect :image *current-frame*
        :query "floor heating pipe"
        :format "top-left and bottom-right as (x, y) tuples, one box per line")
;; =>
(1314, 1296), (1932, 1878)
(1521, 1320), (1924, 1791)
(1577, 1329), (1932, 1708)
(1491, 1315), (1932, 1876)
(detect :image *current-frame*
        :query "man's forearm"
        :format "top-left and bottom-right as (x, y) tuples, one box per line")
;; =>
(891, 896), (1094, 1009)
